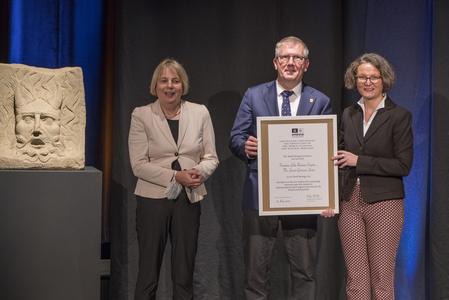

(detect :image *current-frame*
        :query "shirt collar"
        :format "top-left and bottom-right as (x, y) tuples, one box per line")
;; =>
(357, 94), (386, 111)
(276, 81), (302, 97)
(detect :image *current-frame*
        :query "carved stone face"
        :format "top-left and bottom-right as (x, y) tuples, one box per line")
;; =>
(15, 98), (63, 162)
(0, 64), (86, 169)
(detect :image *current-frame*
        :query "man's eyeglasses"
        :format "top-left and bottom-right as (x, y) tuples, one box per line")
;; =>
(356, 76), (382, 84)
(277, 55), (306, 64)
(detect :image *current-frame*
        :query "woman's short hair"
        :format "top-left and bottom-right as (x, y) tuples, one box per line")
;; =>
(344, 53), (395, 92)
(275, 36), (309, 58)
(149, 58), (189, 96)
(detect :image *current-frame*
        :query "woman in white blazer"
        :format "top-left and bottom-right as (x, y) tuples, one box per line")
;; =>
(129, 58), (219, 300)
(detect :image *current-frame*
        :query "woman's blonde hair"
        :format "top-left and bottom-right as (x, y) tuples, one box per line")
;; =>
(149, 58), (189, 96)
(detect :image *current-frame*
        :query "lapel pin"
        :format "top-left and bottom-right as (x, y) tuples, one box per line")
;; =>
(309, 98), (314, 103)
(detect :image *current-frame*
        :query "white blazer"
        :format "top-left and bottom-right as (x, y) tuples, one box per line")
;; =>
(129, 99), (219, 202)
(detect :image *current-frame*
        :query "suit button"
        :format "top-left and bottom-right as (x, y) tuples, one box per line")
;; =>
(175, 152), (179, 156)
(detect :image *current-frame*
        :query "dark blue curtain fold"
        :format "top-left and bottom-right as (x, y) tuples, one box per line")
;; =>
(9, 0), (103, 166)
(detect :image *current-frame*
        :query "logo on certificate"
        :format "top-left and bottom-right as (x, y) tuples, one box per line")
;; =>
(291, 128), (304, 138)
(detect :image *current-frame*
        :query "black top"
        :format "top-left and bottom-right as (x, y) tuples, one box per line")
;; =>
(166, 119), (181, 171)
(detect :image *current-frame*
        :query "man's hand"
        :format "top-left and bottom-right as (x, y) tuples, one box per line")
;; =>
(245, 135), (258, 158)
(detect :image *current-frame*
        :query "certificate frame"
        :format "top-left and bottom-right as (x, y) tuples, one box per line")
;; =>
(257, 115), (339, 216)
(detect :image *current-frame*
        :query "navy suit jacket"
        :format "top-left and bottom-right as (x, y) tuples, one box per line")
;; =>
(229, 80), (332, 210)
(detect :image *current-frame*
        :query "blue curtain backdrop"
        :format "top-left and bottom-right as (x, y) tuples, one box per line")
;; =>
(9, 0), (103, 166)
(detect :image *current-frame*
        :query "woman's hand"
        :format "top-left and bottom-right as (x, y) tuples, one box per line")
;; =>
(175, 169), (203, 189)
(332, 150), (358, 168)
(320, 207), (336, 218)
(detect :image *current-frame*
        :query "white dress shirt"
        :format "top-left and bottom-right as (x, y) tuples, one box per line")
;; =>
(276, 81), (302, 116)
(357, 94), (387, 136)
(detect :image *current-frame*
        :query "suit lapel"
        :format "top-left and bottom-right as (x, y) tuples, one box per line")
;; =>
(262, 81), (279, 116)
(154, 100), (177, 149)
(297, 85), (314, 115)
(363, 98), (395, 142)
(363, 110), (389, 142)
(350, 105), (364, 145)
(177, 101), (187, 147)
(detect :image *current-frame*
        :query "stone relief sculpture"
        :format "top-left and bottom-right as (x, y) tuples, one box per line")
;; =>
(0, 64), (86, 169)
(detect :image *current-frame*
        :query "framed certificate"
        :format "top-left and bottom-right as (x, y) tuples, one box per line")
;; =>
(257, 115), (339, 215)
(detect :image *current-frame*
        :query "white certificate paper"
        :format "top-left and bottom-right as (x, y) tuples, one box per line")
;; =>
(257, 115), (339, 215)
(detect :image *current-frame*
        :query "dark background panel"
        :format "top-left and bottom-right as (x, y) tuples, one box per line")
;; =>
(112, 0), (345, 299)
(430, 0), (449, 298)
(0, 168), (102, 300)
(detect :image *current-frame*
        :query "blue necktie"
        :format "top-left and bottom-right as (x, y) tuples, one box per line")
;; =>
(281, 90), (294, 116)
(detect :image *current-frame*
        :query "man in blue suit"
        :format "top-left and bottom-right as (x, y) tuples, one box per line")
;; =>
(229, 36), (333, 299)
